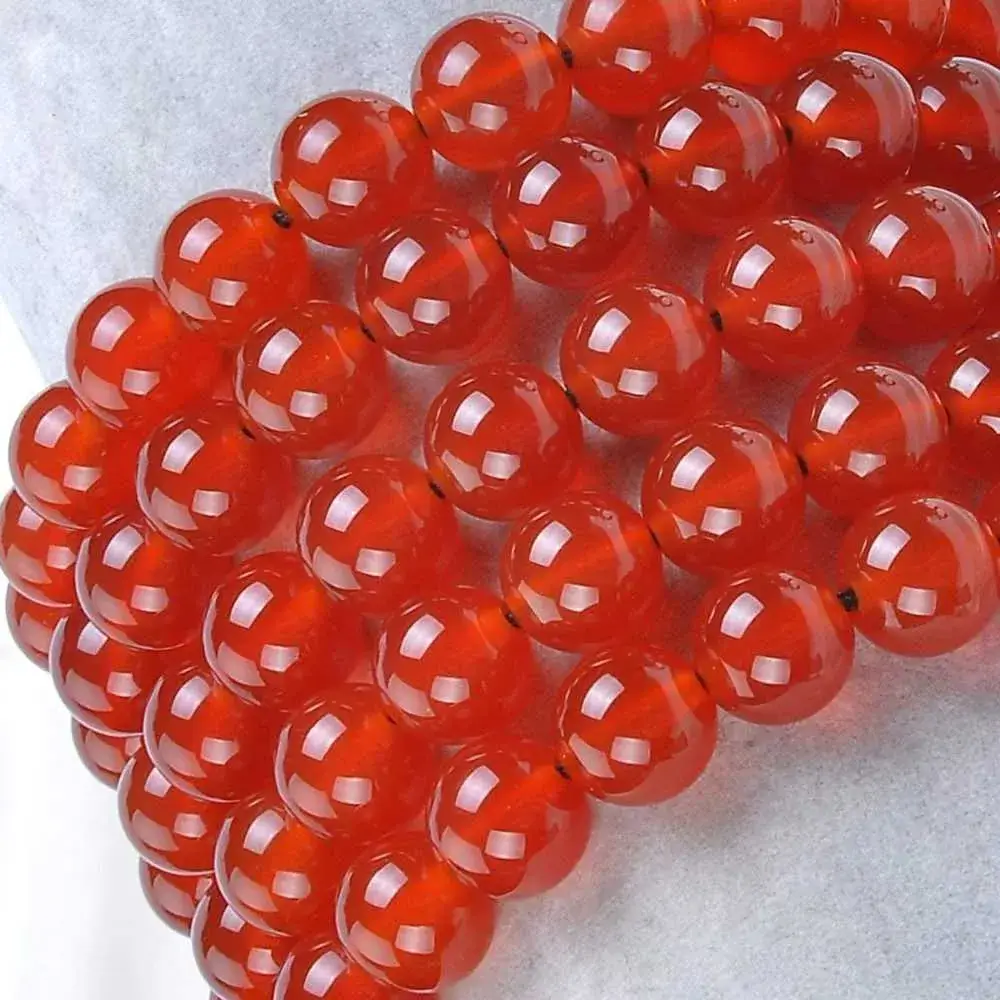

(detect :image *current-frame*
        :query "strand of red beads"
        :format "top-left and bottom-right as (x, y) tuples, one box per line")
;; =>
(5, 2), (1000, 999)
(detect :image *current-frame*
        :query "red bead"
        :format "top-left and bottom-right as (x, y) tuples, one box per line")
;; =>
(411, 14), (572, 172)
(428, 738), (591, 897)
(337, 832), (495, 992)
(499, 490), (665, 652)
(837, 493), (1000, 656)
(273, 92), (434, 247)
(635, 83), (789, 237)
(843, 184), (997, 344)
(155, 190), (311, 348)
(275, 684), (438, 840)
(66, 279), (223, 430)
(555, 645), (717, 804)
(980, 482), (1000, 541)
(704, 217), (865, 375)
(375, 586), (538, 744)
(559, 282), (721, 437)
(140, 860), (212, 935)
(642, 418), (806, 577)
(693, 567), (855, 724)
(72, 720), (141, 788)
(9, 382), (140, 528)
(941, 0), (1000, 65)
(355, 210), (512, 364)
(424, 362), (583, 519)
(983, 195), (1000, 322)
(772, 52), (918, 206)
(297, 456), (460, 615)
(839, 0), (949, 72)
(492, 135), (648, 288)
(275, 937), (408, 1000)
(557, 0), (711, 117)
(6, 588), (65, 669)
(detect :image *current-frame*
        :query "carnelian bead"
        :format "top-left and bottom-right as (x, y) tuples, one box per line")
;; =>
(772, 52), (918, 206)
(66, 279), (223, 430)
(424, 362), (583, 519)
(337, 832), (495, 993)
(941, 0), (1000, 65)
(275, 684), (438, 840)
(411, 13), (572, 172)
(155, 190), (311, 348)
(297, 456), (460, 615)
(139, 860), (213, 935)
(275, 937), (408, 1000)
(272, 91), (434, 248)
(555, 645), (717, 804)
(499, 490), (665, 652)
(557, 0), (711, 117)
(355, 209), (513, 365)
(983, 196), (1000, 322)
(203, 553), (365, 713)
(635, 83), (789, 237)
(559, 282), (721, 437)
(6, 588), (65, 669)
(72, 720), (141, 788)
(492, 135), (648, 288)
(118, 745), (230, 873)
(693, 567), (855, 724)
(375, 586), (538, 744)
(9, 382), (140, 528)
(704, 217), (865, 375)
(837, 493), (1000, 656)
(642, 418), (806, 577)
(981, 482), (1000, 542)
(843, 184), (997, 344)
(839, 0), (949, 73)
(428, 738), (591, 897)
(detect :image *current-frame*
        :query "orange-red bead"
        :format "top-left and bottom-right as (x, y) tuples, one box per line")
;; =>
(555, 644), (717, 804)
(837, 493), (1000, 656)
(559, 282), (721, 437)
(424, 362), (583, 519)
(139, 861), (212, 936)
(982, 195), (1000, 322)
(941, 0), (1000, 64)
(693, 567), (855, 724)
(981, 482), (1000, 542)
(73, 720), (141, 788)
(839, 0), (949, 73)
(6, 588), (65, 669)
(275, 937), (408, 1000)
(411, 14), (572, 172)
(273, 91), (434, 247)
(491, 134), (649, 288)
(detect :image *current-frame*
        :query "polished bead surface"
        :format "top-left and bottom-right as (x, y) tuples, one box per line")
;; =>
(273, 91), (434, 247)
(559, 282), (721, 437)
(355, 209), (513, 365)
(843, 184), (997, 344)
(428, 738), (591, 897)
(839, 0), (949, 72)
(6, 588), (65, 669)
(337, 832), (495, 992)
(772, 52), (918, 205)
(693, 567), (855, 724)
(556, 644), (717, 804)
(275, 937), (408, 1000)
(375, 586), (537, 744)
(981, 482), (1000, 541)
(72, 720), (141, 788)
(981, 195), (1000, 322)
(558, 0), (711, 117)
(411, 13), (572, 172)
(500, 490), (665, 651)
(424, 362), (582, 519)
(140, 860), (213, 935)
(642, 418), (806, 576)
(155, 190), (311, 348)
(635, 83), (788, 237)
(837, 493), (1000, 656)
(492, 135), (648, 288)
(941, 0), (1000, 65)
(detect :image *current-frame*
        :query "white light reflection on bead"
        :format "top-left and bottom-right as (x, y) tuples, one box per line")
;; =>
(298, 119), (341, 164)
(63, 464), (101, 493)
(333, 775), (373, 806)
(816, 388), (860, 434)
(412, 298), (451, 325)
(920, 84), (947, 112)
(468, 102), (508, 131)
(866, 523), (911, 571)
(178, 218), (223, 264)
(747, 15), (783, 37)
(868, 214), (908, 258)
(658, 107), (702, 150)
(355, 548), (396, 578)
(486, 829), (526, 859)
(560, 583), (600, 612)
(614, 47), (651, 72)
(400, 614), (444, 659)
(691, 165), (725, 191)
(897, 585), (937, 617)
(171, 675), (211, 720)
(230, 582), (274, 629)
(328, 178), (367, 208)
(150, 488), (197, 531)
(302, 951), (349, 996)
(482, 451), (520, 480)
(583, 0), (624, 32)
(442, 451), (482, 491)
(528, 520), (572, 567)
(720, 591), (764, 639)
(90, 305), (134, 352)
(750, 655), (791, 685)
(610, 736), (651, 765)
(244, 809), (284, 855)
(201, 737), (238, 765)
(519, 160), (561, 206)
(795, 79), (837, 123)
(324, 485), (368, 532)
(826, 137), (862, 159)
(288, 181), (328, 219)
(701, 506), (741, 536)
(430, 676), (470, 704)
(302, 713), (346, 760)
(382, 237), (426, 283)
(456, 765), (499, 813)
(210, 278), (248, 308)
(386, 675), (433, 718)
(259, 328), (302, 375)
(192, 490), (229, 518)
(518, 582), (561, 623)
(438, 40), (481, 87)
(451, 390), (494, 436)
(364, 862), (408, 909)
(580, 672), (624, 720)
(247, 392), (293, 432)
(131, 585), (168, 613)
(617, 368), (658, 397)
(289, 391), (328, 419)
(568, 734), (614, 778)
(34, 406), (74, 448)
(162, 428), (205, 474)
(103, 524), (143, 569)
(846, 451), (886, 478)
(670, 445), (715, 491)
(763, 304), (802, 331)
(549, 221), (588, 249)
(950, 357), (990, 398)
(587, 307), (630, 353)
(898, 275), (937, 300)
(396, 925), (435, 956)
(732, 244), (776, 290)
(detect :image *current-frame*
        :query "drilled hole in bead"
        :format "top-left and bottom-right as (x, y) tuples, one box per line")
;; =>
(428, 478), (447, 500)
(796, 454), (809, 477)
(782, 121), (794, 145)
(837, 587), (859, 613)
(559, 43), (574, 69)
(554, 760), (572, 781)
(502, 605), (522, 629)
(272, 208), (293, 229)
(360, 323), (377, 343)
(637, 160), (652, 188)
(709, 309), (724, 333)
(562, 385), (580, 410)
(494, 235), (511, 259)
(647, 525), (662, 551)
(239, 424), (257, 441)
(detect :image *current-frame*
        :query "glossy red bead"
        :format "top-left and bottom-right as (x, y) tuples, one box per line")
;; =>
(839, 0), (948, 73)
(492, 135), (648, 288)
(72, 720), (141, 788)
(6, 588), (65, 669)
(980, 482), (1000, 542)
(411, 13), (572, 172)
(982, 195), (1000, 322)
(556, 644), (717, 804)
(941, 0), (1000, 65)
(140, 860), (213, 935)
(273, 91), (434, 247)
(837, 493), (1000, 656)
(275, 937), (409, 1000)
(635, 83), (788, 237)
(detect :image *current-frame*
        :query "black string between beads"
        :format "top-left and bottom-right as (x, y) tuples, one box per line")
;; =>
(837, 587), (860, 613)
(709, 309), (724, 334)
(559, 43), (574, 69)
(272, 208), (294, 229)
(427, 478), (447, 500)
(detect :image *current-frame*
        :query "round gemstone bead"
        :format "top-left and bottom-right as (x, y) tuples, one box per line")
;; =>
(556, 644), (717, 804)
(941, 0), (1000, 64)
(72, 720), (141, 788)
(492, 135), (648, 289)
(642, 418), (806, 577)
(273, 91), (434, 247)
(355, 209), (512, 365)
(843, 184), (997, 344)
(635, 83), (788, 237)
(411, 13), (572, 172)
(139, 861), (213, 936)
(337, 832), (495, 992)
(981, 195), (1000, 323)
(557, 0), (711, 117)
(424, 362), (583, 520)
(499, 490), (665, 652)
(155, 190), (311, 348)
(839, 0), (949, 73)
(375, 586), (538, 744)
(693, 567), (855, 724)
(6, 588), (65, 669)
(275, 937), (406, 1000)
(837, 493), (1000, 656)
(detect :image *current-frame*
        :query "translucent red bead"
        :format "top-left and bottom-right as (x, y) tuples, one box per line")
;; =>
(942, 0), (1000, 65)
(981, 482), (1000, 541)
(73, 720), (141, 788)
(6, 588), (65, 669)
(275, 937), (407, 1000)
(839, 0), (949, 73)
(140, 861), (212, 935)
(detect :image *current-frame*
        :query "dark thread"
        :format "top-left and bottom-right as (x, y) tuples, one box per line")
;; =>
(637, 160), (651, 188)
(414, 112), (430, 139)
(428, 478), (447, 500)
(563, 385), (580, 410)
(239, 424), (256, 441)
(648, 525), (662, 551)
(502, 606), (522, 629)
(837, 587), (860, 613)
(782, 122), (794, 145)
(796, 453), (809, 477)
(272, 208), (294, 229)
(560, 43), (574, 69)
(709, 309), (724, 334)
(554, 761), (572, 781)
(494, 235), (511, 259)
(360, 323), (377, 343)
